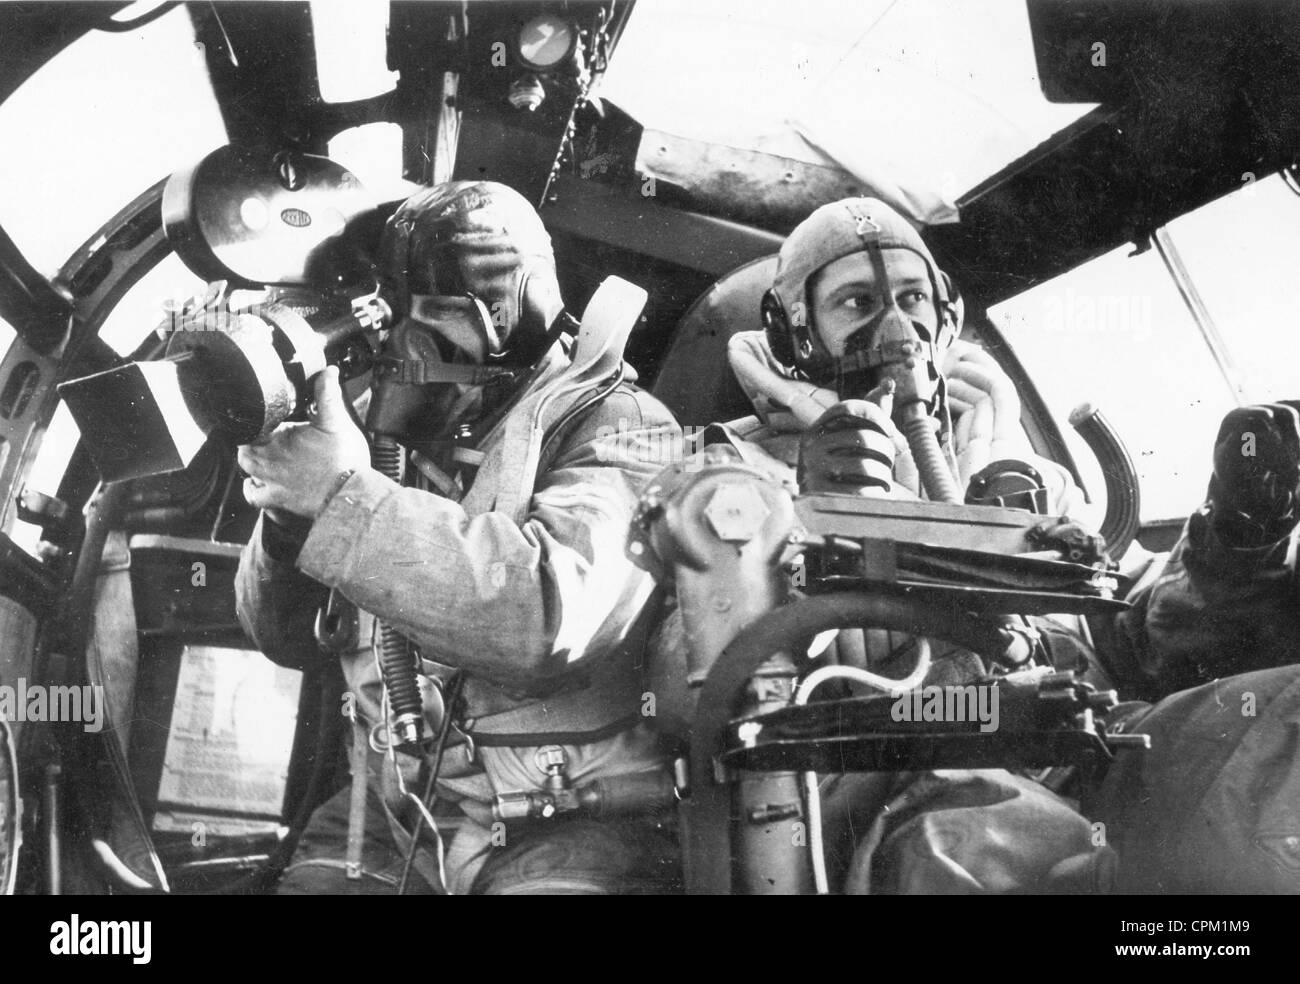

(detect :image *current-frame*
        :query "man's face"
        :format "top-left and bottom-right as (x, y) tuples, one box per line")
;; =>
(808, 248), (938, 358)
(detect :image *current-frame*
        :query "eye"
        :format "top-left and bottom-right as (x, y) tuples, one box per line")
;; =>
(899, 289), (929, 308)
(843, 293), (875, 311)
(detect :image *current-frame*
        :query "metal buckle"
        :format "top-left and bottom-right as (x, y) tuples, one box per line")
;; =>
(314, 589), (358, 653)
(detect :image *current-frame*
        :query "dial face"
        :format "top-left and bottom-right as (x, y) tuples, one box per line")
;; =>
(518, 15), (575, 69)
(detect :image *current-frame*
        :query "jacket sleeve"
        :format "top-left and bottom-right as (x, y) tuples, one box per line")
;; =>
(236, 514), (332, 668)
(241, 387), (680, 689)
(1100, 505), (1300, 699)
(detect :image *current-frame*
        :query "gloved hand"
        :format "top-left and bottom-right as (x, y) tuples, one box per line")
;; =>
(1209, 401), (1300, 546)
(798, 381), (905, 495)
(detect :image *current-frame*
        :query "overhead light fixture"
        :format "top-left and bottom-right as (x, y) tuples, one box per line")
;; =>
(508, 74), (547, 111)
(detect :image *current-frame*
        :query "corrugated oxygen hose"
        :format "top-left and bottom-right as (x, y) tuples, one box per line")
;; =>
(898, 401), (961, 504)
(896, 399), (1034, 665)
(371, 435), (423, 746)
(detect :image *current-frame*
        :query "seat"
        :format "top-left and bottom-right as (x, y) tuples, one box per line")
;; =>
(649, 255), (778, 429)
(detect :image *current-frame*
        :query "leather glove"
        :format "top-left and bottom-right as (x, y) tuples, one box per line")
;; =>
(1209, 401), (1300, 547)
(798, 383), (901, 495)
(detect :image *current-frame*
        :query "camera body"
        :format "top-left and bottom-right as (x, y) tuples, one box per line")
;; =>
(59, 146), (390, 483)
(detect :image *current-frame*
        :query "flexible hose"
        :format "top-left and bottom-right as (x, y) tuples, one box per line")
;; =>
(899, 401), (961, 504)
(370, 435), (403, 480)
(900, 398), (1037, 680)
(371, 435), (423, 746)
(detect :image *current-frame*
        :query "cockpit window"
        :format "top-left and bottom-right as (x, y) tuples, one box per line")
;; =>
(599, 0), (1096, 222)
(991, 170), (1300, 525)
(97, 253), (206, 357)
(989, 242), (1237, 525)
(309, 1), (397, 104)
(1161, 172), (1300, 405)
(8, 403), (79, 557)
(0, 4), (225, 278)
(327, 122), (418, 203)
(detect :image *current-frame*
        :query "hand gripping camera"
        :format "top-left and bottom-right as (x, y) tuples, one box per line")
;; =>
(59, 145), (389, 483)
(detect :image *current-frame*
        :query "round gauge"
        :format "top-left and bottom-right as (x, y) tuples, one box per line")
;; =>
(517, 14), (577, 71)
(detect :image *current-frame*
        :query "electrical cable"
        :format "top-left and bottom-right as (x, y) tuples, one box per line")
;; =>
(397, 672), (466, 895)
(1281, 165), (1300, 198)
(96, 1), (180, 33)
(538, 365), (625, 463)
(792, 640), (932, 895)
(0, 717), (18, 895)
(61, 480), (171, 893)
(90, 839), (154, 891)
(376, 684), (451, 894)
